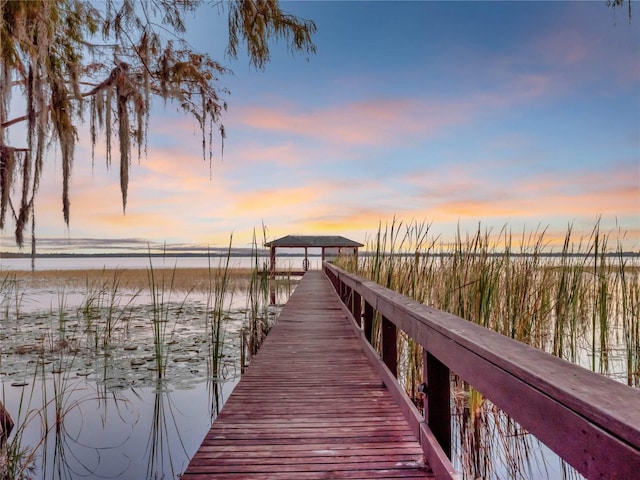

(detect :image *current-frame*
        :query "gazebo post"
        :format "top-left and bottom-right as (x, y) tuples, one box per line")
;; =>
(270, 245), (276, 277)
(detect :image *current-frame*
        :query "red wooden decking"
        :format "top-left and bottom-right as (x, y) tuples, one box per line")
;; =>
(182, 271), (435, 479)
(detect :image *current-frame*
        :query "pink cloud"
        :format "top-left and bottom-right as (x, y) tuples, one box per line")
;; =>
(528, 22), (639, 86)
(226, 142), (305, 167)
(534, 28), (593, 66)
(398, 159), (639, 229)
(236, 98), (465, 147)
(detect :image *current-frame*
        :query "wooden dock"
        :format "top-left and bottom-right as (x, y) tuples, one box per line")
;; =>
(182, 270), (436, 479)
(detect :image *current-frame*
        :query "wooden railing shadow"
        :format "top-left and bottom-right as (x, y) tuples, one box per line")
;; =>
(323, 262), (640, 480)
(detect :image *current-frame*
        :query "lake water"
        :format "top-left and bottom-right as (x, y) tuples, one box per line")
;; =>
(0, 254), (323, 272)
(2, 254), (635, 479)
(0, 257), (294, 479)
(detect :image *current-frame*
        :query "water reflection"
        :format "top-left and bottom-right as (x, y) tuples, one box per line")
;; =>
(1, 374), (241, 479)
(450, 378), (585, 480)
(146, 385), (186, 479)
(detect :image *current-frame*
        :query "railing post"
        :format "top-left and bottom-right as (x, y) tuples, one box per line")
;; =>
(343, 284), (352, 305)
(352, 291), (362, 327)
(363, 301), (374, 344)
(381, 315), (397, 377)
(423, 348), (451, 458)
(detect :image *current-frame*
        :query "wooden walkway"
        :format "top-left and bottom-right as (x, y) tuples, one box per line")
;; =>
(182, 271), (435, 479)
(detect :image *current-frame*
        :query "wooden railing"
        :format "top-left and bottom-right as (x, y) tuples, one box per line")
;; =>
(323, 262), (640, 480)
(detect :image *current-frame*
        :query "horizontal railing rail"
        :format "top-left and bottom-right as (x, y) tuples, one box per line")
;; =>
(323, 262), (640, 480)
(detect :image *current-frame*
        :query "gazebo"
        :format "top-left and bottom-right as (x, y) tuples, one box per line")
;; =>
(264, 235), (364, 275)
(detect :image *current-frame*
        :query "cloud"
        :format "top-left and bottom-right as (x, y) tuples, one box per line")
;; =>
(233, 76), (565, 154)
(404, 160), (639, 224)
(528, 20), (639, 87)
(235, 98), (466, 147)
(225, 142), (307, 167)
(534, 28), (593, 66)
(230, 185), (325, 216)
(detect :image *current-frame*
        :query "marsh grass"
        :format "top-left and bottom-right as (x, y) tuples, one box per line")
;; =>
(336, 218), (638, 479)
(346, 219), (639, 382)
(243, 226), (292, 362)
(80, 269), (141, 350)
(1, 274), (25, 331)
(205, 239), (234, 408)
(245, 229), (271, 357)
(146, 260), (183, 379)
(5, 267), (256, 292)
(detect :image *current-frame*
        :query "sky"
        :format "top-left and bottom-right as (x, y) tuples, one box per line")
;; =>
(1, 0), (639, 254)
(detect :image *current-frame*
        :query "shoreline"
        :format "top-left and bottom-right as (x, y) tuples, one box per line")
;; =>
(0, 267), (266, 292)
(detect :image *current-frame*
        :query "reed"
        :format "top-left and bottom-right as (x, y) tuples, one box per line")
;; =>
(616, 238), (640, 386)
(79, 269), (141, 350)
(2, 251), (273, 478)
(4, 267), (255, 292)
(0, 274), (25, 325)
(205, 238), (234, 384)
(245, 227), (274, 358)
(348, 219), (638, 380)
(146, 258), (183, 379)
(337, 218), (638, 479)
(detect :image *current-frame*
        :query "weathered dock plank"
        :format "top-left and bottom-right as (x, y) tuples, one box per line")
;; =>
(182, 271), (435, 479)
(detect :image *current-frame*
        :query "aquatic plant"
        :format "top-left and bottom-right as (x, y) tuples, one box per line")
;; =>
(348, 219), (638, 380)
(206, 238), (234, 387)
(0, 257), (295, 478)
(336, 218), (638, 480)
(79, 270), (141, 351)
(146, 260), (185, 379)
(0, 274), (26, 326)
(245, 227), (274, 358)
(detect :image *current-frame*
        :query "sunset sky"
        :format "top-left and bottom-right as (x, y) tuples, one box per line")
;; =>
(1, 1), (639, 254)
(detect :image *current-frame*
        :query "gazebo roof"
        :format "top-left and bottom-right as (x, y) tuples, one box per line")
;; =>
(264, 235), (363, 248)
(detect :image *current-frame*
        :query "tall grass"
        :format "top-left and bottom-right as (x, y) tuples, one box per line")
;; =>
(0, 274), (25, 326)
(146, 261), (176, 379)
(205, 238), (234, 399)
(346, 219), (639, 383)
(336, 218), (638, 479)
(81, 269), (140, 349)
(244, 227), (276, 360)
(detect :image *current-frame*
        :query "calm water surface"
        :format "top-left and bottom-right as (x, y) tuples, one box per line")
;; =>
(1, 256), (291, 479)
(0, 255), (321, 272)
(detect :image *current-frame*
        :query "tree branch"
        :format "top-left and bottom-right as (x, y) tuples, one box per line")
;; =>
(1, 115), (28, 130)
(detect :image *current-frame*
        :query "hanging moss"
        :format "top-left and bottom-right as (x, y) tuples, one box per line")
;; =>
(0, 0), (317, 257)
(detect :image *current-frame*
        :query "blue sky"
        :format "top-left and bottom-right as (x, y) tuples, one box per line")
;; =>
(1, 1), (638, 254)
